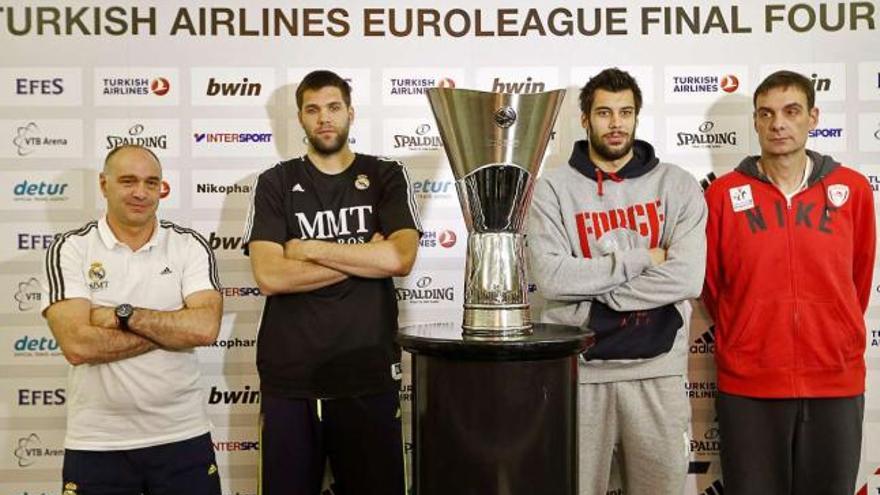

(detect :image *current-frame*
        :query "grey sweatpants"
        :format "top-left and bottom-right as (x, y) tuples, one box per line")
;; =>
(578, 375), (690, 495)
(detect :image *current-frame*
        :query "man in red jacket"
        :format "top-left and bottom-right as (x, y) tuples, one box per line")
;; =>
(704, 70), (875, 495)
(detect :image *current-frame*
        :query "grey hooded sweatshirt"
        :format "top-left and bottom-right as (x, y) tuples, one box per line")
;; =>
(528, 139), (707, 383)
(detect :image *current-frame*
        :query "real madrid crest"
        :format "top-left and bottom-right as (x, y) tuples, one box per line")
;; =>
(827, 184), (849, 207)
(355, 174), (370, 190)
(88, 261), (109, 291)
(88, 262), (106, 282)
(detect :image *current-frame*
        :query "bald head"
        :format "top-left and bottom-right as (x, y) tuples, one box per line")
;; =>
(103, 145), (162, 176)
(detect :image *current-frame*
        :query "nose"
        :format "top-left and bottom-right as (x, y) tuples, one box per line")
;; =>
(769, 113), (786, 132)
(609, 112), (621, 129)
(132, 181), (148, 199)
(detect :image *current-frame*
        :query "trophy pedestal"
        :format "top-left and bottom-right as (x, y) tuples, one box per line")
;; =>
(398, 323), (592, 495)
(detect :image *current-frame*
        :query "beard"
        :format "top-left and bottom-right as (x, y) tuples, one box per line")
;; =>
(588, 125), (635, 162)
(306, 126), (350, 156)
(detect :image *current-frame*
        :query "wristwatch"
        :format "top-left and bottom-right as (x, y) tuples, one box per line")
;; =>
(115, 303), (134, 330)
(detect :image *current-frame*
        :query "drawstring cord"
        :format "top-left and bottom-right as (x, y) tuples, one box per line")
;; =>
(596, 168), (624, 196)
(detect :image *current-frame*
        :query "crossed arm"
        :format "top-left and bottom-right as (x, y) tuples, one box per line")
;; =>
(45, 289), (223, 366)
(249, 229), (420, 296)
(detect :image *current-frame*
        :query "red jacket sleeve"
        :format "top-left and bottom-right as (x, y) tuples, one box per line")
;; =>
(851, 175), (876, 313)
(702, 183), (724, 322)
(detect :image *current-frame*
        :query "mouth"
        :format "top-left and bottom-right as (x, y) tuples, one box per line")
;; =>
(126, 203), (149, 213)
(604, 133), (628, 145)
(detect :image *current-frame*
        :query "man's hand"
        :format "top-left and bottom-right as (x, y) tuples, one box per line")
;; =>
(90, 306), (118, 329)
(649, 247), (667, 266)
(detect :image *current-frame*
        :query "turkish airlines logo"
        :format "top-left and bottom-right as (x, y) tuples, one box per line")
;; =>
(720, 75), (739, 93)
(150, 77), (170, 96)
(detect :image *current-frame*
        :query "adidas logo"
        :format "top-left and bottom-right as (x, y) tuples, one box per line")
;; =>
(160, 267), (172, 275)
(291, 183), (305, 193)
(700, 479), (724, 495)
(700, 172), (717, 192)
(690, 326), (716, 354)
(688, 461), (711, 474)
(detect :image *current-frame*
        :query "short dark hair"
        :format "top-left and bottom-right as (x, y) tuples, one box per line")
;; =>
(103, 144), (161, 173)
(579, 68), (643, 116)
(754, 70), (815, 110)
(295, 70), (352, 110)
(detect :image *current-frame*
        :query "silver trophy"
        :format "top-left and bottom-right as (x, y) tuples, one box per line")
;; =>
(427, 88), (565, 339)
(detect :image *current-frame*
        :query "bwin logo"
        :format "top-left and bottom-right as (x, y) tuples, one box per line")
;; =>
(690, 326), (716, 354)
(208, 385), (260, 405)
(206, 77), (262, 97)
(491, 77), (546, 94)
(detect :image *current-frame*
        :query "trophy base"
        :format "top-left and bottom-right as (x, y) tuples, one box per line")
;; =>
(462, 305), (532, 339)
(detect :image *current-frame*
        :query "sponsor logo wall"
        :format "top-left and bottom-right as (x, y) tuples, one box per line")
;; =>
(0, 5), (876, 494)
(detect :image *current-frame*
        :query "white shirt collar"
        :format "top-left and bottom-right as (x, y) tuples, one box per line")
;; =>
(97, 215), (161, 251)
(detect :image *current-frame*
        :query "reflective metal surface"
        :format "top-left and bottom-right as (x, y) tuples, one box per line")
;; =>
(427, 87), (565, 338)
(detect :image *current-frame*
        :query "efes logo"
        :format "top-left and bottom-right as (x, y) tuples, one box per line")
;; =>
(87, 261), (109, 291)
(106, 123), (168, 151)
(15, 78), (64, 95)
(690, 326), (716, 354)
(14, 277), (41, 311)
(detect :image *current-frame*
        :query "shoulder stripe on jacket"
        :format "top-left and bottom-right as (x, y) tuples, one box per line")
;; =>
(160, 221), (221, 290)
(395, 161), (423, 232)
(45, 221), (98, 305)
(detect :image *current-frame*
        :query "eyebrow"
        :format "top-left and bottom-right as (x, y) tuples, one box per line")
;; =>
(117, 174), (161, 181)
(756, 102), (804, 113)
(594, 105), (635, 112)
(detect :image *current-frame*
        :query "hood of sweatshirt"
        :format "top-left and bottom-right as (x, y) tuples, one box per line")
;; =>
(734, 150), (841, 215)
(568, 139), (660, 196)
(734, 149), (840, 186)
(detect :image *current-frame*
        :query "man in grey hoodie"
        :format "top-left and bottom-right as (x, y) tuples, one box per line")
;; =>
(528, 68), (707, 494)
